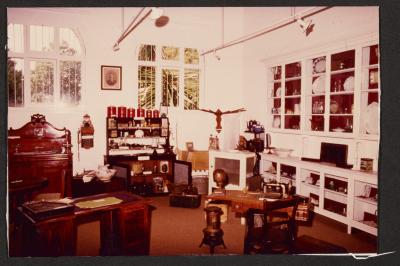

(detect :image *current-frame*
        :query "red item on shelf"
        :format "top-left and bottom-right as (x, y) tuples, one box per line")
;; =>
(107, 106), (116, 117)
(153, 110), (160, 118)
(137, 108), (145, 117)
(117, 106), (127, 118)
(127, 108), (135, 118)
(146, 110), (153, 118)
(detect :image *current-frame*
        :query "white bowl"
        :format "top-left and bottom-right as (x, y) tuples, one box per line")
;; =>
(96, 169), (117, 182)
(273, 148), (293, 158)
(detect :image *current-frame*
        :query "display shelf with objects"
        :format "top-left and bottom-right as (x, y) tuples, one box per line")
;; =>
(328, 49), (355, 133)
(260, 152), (377, 236)
(260, 159), (278, 182)
(265, 36), (379, 142)
(352, 180), (378, 235)
(283, 61), (302, 130)
(323, 174), (348, 218)
(299, 169), (321, 211)
(105, 107), (176, 196)
(106, 117), (169, 156)
(268, 65), (283, 129)
(305, 55), (327, 132)
(107, 154), (176, 196)
(360, 44), (380, 140)
(208, 150), (255, 194)
(279, 163), (297, 193)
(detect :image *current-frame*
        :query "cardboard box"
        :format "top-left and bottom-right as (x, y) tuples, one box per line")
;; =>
(178, 150), (209, 171)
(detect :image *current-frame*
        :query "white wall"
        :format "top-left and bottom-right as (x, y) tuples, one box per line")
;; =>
(7, 7), (246, 173)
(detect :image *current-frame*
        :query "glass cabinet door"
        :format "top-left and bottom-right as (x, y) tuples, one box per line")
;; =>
(360, 44), (380, 137)
(305, 56), (327, 132)
(329, 49), (355, 133)
(268, 65), (282, 129)
(283, 61), (301, 130)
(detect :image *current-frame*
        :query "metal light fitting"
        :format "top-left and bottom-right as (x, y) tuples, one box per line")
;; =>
(201, 6), (329, 56)
(113, 7), (168, 51)
(296, 17), (313, 34)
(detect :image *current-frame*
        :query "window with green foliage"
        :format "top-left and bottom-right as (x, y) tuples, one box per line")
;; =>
(7, 23), (84, 107)
(184, 69), (200, 110)
(138, 44), (200, 110)
(8, 58), (24, 107)
(138, 66), (156, 109)
(162, 68), (180, 107)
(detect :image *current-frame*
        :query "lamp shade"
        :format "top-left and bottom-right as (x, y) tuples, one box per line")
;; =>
(150, 8), (163, 20)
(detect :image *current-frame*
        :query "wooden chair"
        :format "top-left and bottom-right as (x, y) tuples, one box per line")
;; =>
(243, 196), (300, 254)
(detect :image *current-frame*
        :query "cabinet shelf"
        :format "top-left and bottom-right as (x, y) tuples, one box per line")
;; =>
(361, 88), (379, 93)
(311, 73), (326, 78)
(324, 188), (348, 197)
(284, 114), (300, 116)
(308, 93), (326, 97)
(355, 220), (377, 229)
(131, 172), (171, 178)
(330, 68), (355, 75)
(355, 196), (378, 205)
(284, 95), (301, 98)
(285, 76), (301, 82)
(108, 136), (162, 140)
(362, 64), (379, 69)
(110, 127), (160, 131)
(329, 91), (355, 96)
(329, 114), (353, 116)
(302, 181), (320, 190)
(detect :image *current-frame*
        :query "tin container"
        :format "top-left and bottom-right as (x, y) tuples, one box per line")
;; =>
(137, 108), (145, 117)
(146, 109), (153, 118)
(360, 158), (373, 172)
(117, 106), (127, 118)
(153, 109), (160, 118)
(127, 108), (135, 118)
(107, 106), (116, 117)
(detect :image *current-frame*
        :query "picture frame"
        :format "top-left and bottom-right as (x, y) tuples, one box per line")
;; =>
(101, 65), (122, 90)
(186, 142), (194, 151)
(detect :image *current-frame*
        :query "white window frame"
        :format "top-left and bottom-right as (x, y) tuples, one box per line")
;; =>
(7, 23), (85, 110)
(137, 44), (202, 110)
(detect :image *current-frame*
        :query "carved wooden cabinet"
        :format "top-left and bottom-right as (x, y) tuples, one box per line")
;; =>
(8, 114), (73, 198)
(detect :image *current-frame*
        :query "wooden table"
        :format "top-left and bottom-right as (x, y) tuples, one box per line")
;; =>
(15, 191), (153, 257)
(206, 190), (293, 214)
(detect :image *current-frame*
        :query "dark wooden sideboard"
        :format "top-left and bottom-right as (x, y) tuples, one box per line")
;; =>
(8, 114), (73, 198)
(15, 192), (153, 256)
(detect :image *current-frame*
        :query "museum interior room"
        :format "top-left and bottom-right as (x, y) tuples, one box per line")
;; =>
(6, 6), (380, 257)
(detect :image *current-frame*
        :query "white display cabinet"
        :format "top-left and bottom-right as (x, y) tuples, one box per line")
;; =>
(261, 152), (377, 236)
(208, 150), (256, 194)
(265, 36), (380, 142)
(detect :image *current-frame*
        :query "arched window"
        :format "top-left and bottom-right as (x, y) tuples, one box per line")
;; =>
(137, 44), (200, 110)
(7, 23), (85, 107)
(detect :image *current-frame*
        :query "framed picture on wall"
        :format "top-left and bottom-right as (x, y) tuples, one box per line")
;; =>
(101, 65), (122, 90)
